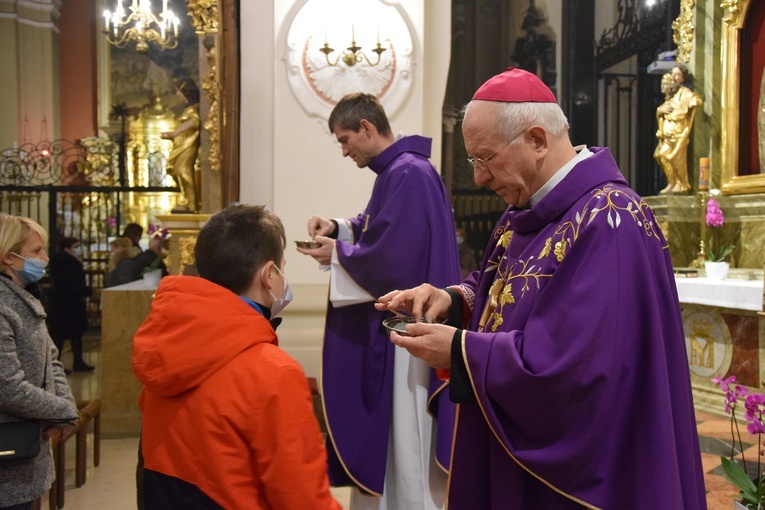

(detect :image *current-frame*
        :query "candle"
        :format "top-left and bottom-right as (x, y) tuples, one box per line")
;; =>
(104, 10), (110, 30)
(698, 157), (710, 191)
(352, 24), (355, 42)
(377, 27), (380, 45)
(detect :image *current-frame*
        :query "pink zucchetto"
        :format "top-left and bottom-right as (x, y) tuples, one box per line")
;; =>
(472, 67), (557, 103)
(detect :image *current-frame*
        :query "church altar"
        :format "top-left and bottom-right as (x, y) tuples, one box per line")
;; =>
(676, 276), (764, 311)
(677, 274), (765, 416)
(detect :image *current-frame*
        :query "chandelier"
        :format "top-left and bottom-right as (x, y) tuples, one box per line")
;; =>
(319, 26), (387, 67)
(103, 0), (180, 54)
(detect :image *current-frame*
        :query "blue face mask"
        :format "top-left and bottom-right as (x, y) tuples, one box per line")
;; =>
(11, 252), (48, 286)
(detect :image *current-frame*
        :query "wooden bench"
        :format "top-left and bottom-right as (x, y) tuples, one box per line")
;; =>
(44, 399), (102, 509)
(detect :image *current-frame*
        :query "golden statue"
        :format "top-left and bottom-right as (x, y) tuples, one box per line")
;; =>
(654, 65), (702, 194)
(162, 77), (201, 212)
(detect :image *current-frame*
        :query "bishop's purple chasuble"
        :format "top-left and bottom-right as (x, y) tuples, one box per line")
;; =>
(447, 147), (707, 509)
(322, 135), (461, 495)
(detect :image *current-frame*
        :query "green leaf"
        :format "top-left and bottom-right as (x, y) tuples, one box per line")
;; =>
(721, 457), (759, 496)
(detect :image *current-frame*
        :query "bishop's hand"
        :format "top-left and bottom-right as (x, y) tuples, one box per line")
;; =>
(376, 283), (451, 324)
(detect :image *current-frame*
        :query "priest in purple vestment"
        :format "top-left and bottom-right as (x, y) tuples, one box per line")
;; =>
(297, 92), (460, 509)
(376, 69), (707, 509)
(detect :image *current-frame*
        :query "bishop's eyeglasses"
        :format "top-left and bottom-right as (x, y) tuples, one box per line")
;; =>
(466, 139), (513, 169)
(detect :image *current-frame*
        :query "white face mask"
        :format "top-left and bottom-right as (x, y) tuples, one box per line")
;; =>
(72, 245), (83, 258)
(262, 265), (293, 316)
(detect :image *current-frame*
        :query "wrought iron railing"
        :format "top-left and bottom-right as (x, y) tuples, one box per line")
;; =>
(0, 137), (180, 326)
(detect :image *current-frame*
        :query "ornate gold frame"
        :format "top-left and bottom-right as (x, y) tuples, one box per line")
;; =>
(721, 0), (765, 194)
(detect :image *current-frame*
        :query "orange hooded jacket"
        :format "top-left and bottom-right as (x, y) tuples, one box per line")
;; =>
(132, 276), (340, 509)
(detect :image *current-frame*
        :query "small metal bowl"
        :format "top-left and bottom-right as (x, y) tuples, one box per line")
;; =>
(382, 316), (417, 337)
(295, 240), (321, 249)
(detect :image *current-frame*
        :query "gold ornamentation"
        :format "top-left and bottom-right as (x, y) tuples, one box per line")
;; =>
(78, 137), (118, 186)
(179, 236), (197, 270)
(721, 0), (765, 193)
(202, 36), (221, 173)
(186, 0), (219, 34)
(478, 279), (504, 331)
(672, 0), (696, 64)
(477, 185), (664, 333)
(554, 240), (566, 262)
(721, 0), (741, 19)
(500, 284), (515, 306)
(538, 238), (552, 259)
(498, 231), (513, 248)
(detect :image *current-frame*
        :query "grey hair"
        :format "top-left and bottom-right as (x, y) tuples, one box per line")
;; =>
(462, 100), (570, 145)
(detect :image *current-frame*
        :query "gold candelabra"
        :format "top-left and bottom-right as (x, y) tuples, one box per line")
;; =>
(103, 0), (180, 54)
(692, 190), (708, 268)
(319, 26), (387, 67)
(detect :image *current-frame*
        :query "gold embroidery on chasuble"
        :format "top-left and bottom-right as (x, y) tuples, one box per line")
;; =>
(363, 214), (370, 232)
(476, 184), (664, 333)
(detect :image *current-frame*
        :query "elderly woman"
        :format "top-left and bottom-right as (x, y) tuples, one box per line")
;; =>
(0, 213), (78, 510)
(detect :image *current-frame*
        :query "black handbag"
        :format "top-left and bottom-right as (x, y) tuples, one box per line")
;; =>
(0, 421), (42, 462)
(0, 350), (73, 463)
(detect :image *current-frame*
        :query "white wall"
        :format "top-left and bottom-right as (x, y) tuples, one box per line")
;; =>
(239, 0), (451, 377)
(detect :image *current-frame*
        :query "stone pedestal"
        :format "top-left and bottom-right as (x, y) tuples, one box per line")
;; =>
(100, 281), (156, 437)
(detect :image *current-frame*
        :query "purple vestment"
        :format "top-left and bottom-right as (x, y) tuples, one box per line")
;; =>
(448, 148), (707, 509)
(322, 135), (461, 495)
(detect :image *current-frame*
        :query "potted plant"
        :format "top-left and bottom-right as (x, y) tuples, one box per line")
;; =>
(704, 197), (734, 279)
(711, 374), (765, 509)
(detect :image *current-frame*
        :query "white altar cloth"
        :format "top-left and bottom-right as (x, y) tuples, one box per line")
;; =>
(675, 277), (763, 312)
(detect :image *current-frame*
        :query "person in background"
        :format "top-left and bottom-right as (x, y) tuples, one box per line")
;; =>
(105, 238), (140, 276)
(456, 227), (477, 280)
(133, 204), (340, 509)
(122, 223), (144, 252)
(297, 92), (459, 509)
(128, 233), (169, 283)
(48, 237), (94, 373)
(107, 237), (132, 274)
(0, 214), (79, 510)
(376, 68), (707, 509)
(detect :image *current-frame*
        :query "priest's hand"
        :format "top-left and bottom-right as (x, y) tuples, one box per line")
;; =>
(389, 322), (454, 369)
(296, 235), (334, 265)
(376, 283), (451, 323)
(307, 215), (335, 238)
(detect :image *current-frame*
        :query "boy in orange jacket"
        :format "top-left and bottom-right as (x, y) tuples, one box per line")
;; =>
(133, 204), (341, 510)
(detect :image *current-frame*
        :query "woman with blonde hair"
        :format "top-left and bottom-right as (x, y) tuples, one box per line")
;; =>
(0, 213), (78, 510)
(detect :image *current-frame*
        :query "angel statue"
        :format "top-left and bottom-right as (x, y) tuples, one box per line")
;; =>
(161, 77), (201, 212)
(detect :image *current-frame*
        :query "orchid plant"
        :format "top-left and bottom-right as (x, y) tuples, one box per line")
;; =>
(712, 374), (765, 509)
(705, 198), (735, 262)
(147, 223), (169, 240)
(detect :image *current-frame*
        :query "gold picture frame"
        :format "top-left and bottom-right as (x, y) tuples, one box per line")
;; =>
(721, 0), (765, 194)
